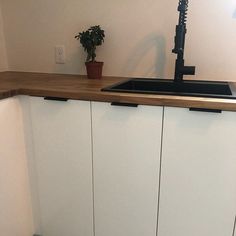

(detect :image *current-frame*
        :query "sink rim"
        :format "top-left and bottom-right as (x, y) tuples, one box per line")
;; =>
(102, 78), (236, 100)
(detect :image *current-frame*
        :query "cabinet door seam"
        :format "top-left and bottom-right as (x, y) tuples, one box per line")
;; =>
(90, 102), (96, 236)
(232, 215), (236, 236)
(156, 106), (165, 236)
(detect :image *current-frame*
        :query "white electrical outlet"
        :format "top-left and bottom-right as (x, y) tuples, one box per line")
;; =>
(55, 45), (65, 64)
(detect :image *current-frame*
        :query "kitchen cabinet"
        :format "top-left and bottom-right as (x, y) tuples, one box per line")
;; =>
(92, 102), (163, 236)
(158, 107), (236, 236)
(29, 97), (93, 236)
(0, 97), (33, 236)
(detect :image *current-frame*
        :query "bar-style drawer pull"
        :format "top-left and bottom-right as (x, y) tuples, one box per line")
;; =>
(189, 107), (222, 113)
(44, 97), (68, 102)
(111, 102), (138, 107)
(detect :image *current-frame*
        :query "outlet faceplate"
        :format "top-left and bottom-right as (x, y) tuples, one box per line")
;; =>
(55, 45), (65, 64)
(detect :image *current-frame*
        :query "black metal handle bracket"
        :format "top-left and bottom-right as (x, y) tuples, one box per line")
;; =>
(111, 102), (138, 107)
(44, 97), (68, 102)
(189, 107), (222, 113)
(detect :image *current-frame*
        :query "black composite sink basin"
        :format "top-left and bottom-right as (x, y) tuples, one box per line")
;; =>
(102, 78), (234, 99)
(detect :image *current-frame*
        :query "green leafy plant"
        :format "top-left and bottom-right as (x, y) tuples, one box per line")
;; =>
(75, 25), (105, 62)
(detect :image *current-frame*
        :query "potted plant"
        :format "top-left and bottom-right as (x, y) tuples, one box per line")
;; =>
(75, 25), (105, 79)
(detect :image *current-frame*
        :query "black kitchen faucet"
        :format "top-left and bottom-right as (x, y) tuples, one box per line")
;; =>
(173, 0), (196, 82)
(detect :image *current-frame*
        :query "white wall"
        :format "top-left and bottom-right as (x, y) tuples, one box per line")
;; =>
(0, 3), (8, 71)
(1, 0), (236, 81)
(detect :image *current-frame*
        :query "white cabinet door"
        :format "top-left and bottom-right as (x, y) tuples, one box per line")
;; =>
(29, 97), (93, 236)
(0, 97), (33, 236)
(92, 102), (163, 236)
(158, 107), (236, 236)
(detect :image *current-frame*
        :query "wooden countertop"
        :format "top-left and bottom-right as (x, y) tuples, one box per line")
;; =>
(1, 71), (236, 111)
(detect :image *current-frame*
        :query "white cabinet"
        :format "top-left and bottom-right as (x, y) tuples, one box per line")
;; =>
(158, 107), (236, 236)
(0, 97), (33, 236)
(92, 102), (163, 236)
(23, 96), (236, 236)
(29, 97), (93, 236)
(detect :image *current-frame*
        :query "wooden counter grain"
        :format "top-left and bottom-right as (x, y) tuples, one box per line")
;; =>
(1, 71), (236, 111)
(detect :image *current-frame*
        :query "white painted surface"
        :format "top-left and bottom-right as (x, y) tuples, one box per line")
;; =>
(20, 96), (42, 234)
(0, 97), (33, 236)
(0, 3), (8, 71)
(158, 107), (236, 236)
(1, 0), (236, 81)
(92, 102), (163, 236)
(29, 97), (93, 236)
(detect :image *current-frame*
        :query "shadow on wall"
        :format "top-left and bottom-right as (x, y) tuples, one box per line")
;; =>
(122, 33), (166, 78)
(233, 8), (236, 18)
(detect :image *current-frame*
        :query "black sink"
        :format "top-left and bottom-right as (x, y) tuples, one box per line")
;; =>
(102, 78), (233, 99)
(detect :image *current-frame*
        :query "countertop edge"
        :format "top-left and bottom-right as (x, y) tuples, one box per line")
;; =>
(1, 71), (236, 112)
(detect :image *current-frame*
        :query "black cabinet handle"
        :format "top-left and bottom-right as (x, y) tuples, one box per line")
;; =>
(189, 107), (222, 113)
(111, 102), (138, 107)
(44, 97), (68, 102)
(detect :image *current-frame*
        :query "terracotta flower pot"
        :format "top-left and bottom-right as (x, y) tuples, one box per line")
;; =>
(85, 61), (104, 79)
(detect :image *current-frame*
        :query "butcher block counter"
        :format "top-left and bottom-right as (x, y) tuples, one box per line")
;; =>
(1, 71), (236, 111)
